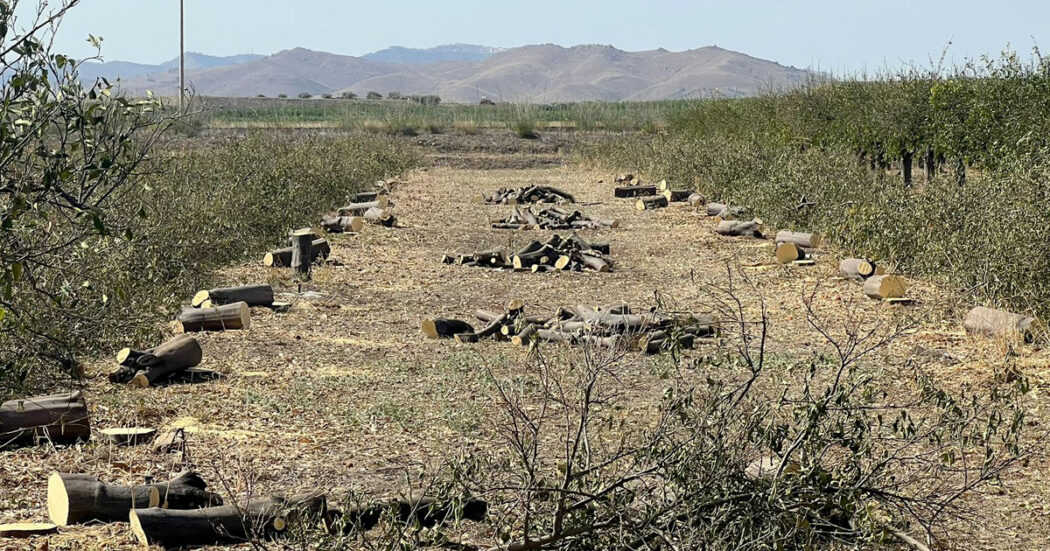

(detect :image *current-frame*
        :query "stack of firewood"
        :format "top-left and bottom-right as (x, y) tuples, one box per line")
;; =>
(474, 185), (576, 205)
(442, 233), (614, 273)
(613, 173), (657, 198)
(491, 205), (618, 230)
(321, 189), (396, 233)
(423, 300), (715, 353)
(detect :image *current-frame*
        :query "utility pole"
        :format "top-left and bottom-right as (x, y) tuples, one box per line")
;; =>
(178, 0), (185, 112)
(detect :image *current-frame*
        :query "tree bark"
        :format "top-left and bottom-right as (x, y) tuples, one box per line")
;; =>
(963, 306), (1036, 341)
(177, 302), (250, 332)
(47, 471), (221, 526)
(193, 284), (274, 308)
(687, 193), (705, 208)
(290, 229), (313, 280)
(775, 242), (808, 264)
(330, 495), (487, 533)
(0, 391), (89, 447)
(705, 202), (728, 217)
(129, 491), (325, 549)
(923, 147), (936, 181)
(0, 523), (58, 537)
(662, 189), (693, 202)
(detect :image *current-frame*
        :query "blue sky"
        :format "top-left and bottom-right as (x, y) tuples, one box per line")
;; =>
(42, 0), (1048, 72)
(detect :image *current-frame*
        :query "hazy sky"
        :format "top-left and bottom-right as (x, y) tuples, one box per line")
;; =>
(40, 0), (1048, 72)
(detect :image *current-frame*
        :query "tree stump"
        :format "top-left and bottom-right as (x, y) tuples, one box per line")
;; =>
(687, 193), (705, 207)
(963, 306), (1037, 341)
(176, 302), (250, 332)
(290, 229), (314, 280)
(0, 391), (90, 447)
(863, 275), (907, 300)
(129, 491), (325, 549)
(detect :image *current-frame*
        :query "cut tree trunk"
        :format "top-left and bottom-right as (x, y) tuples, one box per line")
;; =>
(421, 318), (475, 339)
(662, 189), (693, 202)
(0, 523), (58, 537)
(715, 220), (764, 238)
(574, 304), (667, 333)
(290, 229), (313, 280)
(48, 471), (221, 526)
(177, 302), (250, 333)
(774, 231), (821, 249)
(839, 258), (878, 281)
(863, 275), (907, 300)
(963, 306), (1037, 341)
(706, 202), (728, 217)
(902, 150), (914, 185)
(338, 197), (389, 216)
(687, 193), (705, 208)
(330, 495), (487, 533)
(775, 242), (808, 264)
(129, 491), (325, 549)
(636, 195), (669, 210)
(99, 427), (156, 446)
(320, 214), (365, 234)
(129, 335), (204, 388)
(924, 147), (936, 181)
(193, 284), (274, 308)
(614, 185), (657, 198)
(0, 391), (89, 447)
(364, 207), (396, 227)
(264, 239), (330, 267)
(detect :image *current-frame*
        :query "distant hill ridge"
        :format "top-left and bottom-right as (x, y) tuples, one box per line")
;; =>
(95, 44), (812, 102)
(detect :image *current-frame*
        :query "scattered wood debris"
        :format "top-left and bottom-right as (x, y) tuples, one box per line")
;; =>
(613, 173), (657, 198)
(475, 185), (576, 205)
(442, 233), (613, 273)
(491, 205), (618, 230)
(424, 300), (716, 353)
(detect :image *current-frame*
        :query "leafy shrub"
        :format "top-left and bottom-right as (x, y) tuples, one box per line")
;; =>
(514, 119), (540, 139)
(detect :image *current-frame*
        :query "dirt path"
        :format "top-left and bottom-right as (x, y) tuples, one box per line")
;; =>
(2, 147), (1049, 549)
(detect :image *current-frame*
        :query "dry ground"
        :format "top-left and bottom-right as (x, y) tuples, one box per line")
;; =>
(2, 136), (1050, 550)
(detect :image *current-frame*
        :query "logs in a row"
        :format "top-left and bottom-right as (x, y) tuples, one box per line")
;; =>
(264, 238), (330, 267)
(0, 391), (90, 448)
(474, 185), (576, 205)
(47, 471), (221, 526)
(130, 491), (326, 549)
(443, 234), (614, 273)
(192, 284), (274, 308)
(964, 306), (1037, 341)
(176, 301), (250, 333)
(492, 205), (618, 231)
(110, 334), (203, 387)
(715, 219), (764, 239)
(424, 300), (715, 354)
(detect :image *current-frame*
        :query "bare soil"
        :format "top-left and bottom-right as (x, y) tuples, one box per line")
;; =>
(1, 136), (1048, 550)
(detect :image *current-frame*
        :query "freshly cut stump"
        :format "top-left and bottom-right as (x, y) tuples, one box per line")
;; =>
(963, 306), (1037, 340)
(0, 391), (90, 447)
(863, 275), (907, 300)
(192, 285), (274, 308)
(839, 258), (877, 282)
(100, 427), (156, 446)
(129, 491), (325, 549)
(421, 318), (475, 339)
(0, 523), (58, 538)
(636, 195), (669, 210)
(177, 302), (250, 332)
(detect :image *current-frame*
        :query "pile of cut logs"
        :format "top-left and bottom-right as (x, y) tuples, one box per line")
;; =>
(474, 185), (576, 205)
(321, 189), (396, 233)
(491, 205), (618, 230)
(422, 300), (715, 353)
(442, 233), (614, 273)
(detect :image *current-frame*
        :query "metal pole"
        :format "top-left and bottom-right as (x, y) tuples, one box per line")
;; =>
(178, 0), (184, 112)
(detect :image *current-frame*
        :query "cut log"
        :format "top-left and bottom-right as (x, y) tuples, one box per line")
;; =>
(578, 254), (611, 272)
(176, 302), (250, 333)
(662, 189), (693, 202)
(614, 185), (657, 198)
(114, 335), (203, 387)
(193, 284), (274, 308)
(715, 220), (764, 238)
(636, 195), (669, 210)
(687, 193), (705, 208)
(963, 306), (1037, 340)
(290, 229), (313, 280)
(511, 324), (539, 346)
(364, 207), (396, 227)
(575, 304), (667, 333)
(775, 230), (822, 249)
(706, 202), (728, 217)
(421, 318), (475, 339)
(130, 491), (325, 549)
(0, 523), (58, 538)
(264, 239), (330, 267)
(48, 471), (222, 526)
(839, 258), (877, 281)
(775, 242), (808, 264)
(348, 190), (383, 203)
(337, 197), (389, 216)
(100, 427), (156, 446)
(320, 214), (365, 233)
(332, 495), (488, 533)
(863, 275), (907, 300)
(0, 391), (90, 447)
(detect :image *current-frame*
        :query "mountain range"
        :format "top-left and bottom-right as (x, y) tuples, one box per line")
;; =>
(82, 44), (812, 102)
